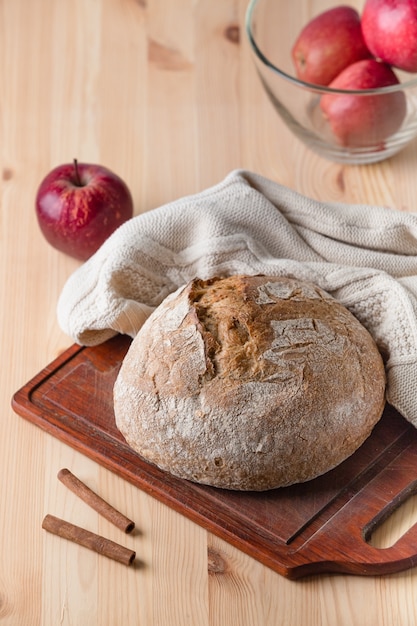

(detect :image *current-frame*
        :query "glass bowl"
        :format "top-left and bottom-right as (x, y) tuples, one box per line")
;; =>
(245, 0), (417, 164)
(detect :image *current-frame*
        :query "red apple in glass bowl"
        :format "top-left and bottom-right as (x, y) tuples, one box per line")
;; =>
(362, 0), (417, 73)
(320, 59), (407, 147)
(246, 0), (417, 164)
(35, 160), (134, 261)
(292, 5), (372, 86)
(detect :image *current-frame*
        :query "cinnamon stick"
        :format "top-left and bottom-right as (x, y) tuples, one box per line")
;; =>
(58, 468), (135, 533)
(42, 514), (136, 566)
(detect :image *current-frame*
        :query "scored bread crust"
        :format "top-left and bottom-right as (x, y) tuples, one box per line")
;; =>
(113, 275), (386, 491)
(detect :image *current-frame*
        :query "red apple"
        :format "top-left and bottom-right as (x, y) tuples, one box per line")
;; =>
(320, 59), (406, 147)
(35, 160), (134, 261)
(361, 0), (417, 72)
(292, 6), (372, 86)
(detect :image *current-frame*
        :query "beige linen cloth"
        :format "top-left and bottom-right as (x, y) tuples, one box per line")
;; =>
(58, 169), (417, 427)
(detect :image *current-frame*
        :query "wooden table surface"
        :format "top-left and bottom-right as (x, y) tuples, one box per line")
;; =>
(3, 1), (417, 624)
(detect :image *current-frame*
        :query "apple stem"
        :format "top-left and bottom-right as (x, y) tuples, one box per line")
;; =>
(73, 158), (83, 187)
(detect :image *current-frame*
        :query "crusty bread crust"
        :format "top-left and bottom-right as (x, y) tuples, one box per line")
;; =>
(114, 275), (386, 490)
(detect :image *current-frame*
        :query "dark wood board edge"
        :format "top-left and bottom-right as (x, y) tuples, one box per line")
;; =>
(12, 381), (301, 578)
(11, 341), (417, 580)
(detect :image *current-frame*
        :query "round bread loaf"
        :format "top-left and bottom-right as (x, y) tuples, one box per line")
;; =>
(114, 275), (386, 491)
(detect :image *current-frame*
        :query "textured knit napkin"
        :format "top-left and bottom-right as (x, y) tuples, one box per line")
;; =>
(57, 169), (417, 427)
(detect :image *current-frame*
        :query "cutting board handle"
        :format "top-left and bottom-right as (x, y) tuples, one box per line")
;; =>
(359, 513), (417, 574)
(291, 444), (417, 578)
(355, 470), (417, 574)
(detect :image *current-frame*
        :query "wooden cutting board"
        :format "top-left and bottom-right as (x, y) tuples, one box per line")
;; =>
(11, 334), (417, 579)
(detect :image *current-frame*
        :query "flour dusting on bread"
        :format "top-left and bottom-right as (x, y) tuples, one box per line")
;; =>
(114, 275), (386, 491)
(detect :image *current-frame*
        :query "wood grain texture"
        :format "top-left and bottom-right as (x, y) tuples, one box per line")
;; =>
(2, 0), (417, 624)
(11, 335), (417, 579)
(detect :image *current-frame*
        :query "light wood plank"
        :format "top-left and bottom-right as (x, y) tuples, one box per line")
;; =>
(2, 0), (417, 624)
